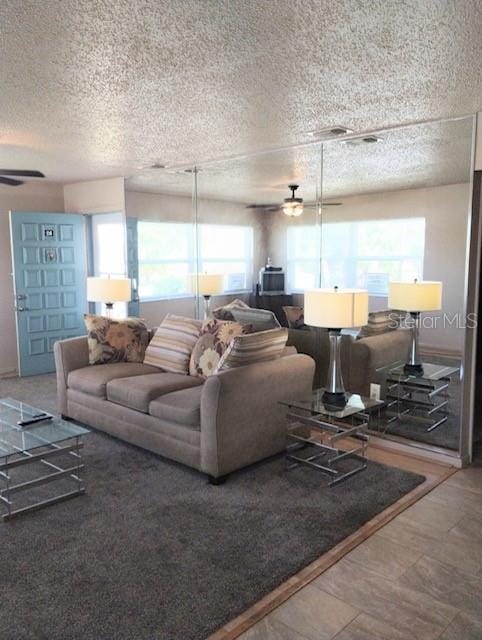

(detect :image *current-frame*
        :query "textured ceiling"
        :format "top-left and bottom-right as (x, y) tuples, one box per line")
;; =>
(127, 117), (475, 202)
(0, 0), (481, 187)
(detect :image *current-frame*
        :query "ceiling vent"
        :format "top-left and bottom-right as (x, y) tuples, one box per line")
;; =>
(342, 135), (383, 146)
(307, 126), (353, 139)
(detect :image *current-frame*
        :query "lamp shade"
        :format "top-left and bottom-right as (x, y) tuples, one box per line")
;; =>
(86, 277), (131, 303)
(191, 273), (224, 296)
(388, 280), (442, 312)
(304, 288), (369, 328)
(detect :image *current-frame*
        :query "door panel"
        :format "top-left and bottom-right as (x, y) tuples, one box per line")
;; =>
(126, 217), (140, 317)
(10, 212), (88, 376)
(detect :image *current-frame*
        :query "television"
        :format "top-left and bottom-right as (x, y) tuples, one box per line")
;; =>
(258, 267), (285, 295)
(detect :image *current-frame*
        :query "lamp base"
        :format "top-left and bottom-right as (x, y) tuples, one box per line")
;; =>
(322, 390), (347, 408)
(403, 362), (424, 376)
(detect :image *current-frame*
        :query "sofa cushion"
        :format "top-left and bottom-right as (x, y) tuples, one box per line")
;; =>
(84, 315), (149, 364)
(149, 385), (203, 427)
(144, 314), (202, 374)
(106, 373), (203, 413)
(68, 363), (160, 398)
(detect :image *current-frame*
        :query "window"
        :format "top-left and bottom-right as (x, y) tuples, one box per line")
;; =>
(91, 212), (128, 317)
(287, 218), (426, 295)
(198, 225), (253, 293)
(138, 222), (253, 300)
(286, 225), (322, 292)
(138, 222), (195, 299)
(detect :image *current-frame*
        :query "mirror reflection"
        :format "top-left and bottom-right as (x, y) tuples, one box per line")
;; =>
(125, 116), (474, 455)
(320, 117), (473, 453)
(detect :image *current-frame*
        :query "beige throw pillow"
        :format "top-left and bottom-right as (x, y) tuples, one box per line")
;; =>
(144, 314), (202, 374)
(216, 327), (288, 372)
(84, 315), (149, 365)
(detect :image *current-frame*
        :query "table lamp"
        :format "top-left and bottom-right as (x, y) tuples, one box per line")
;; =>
(191, 273), (224, 319)
(86, 276), (132, 317)
(305, 286), (368, 406)
(388, 279), (442, 375)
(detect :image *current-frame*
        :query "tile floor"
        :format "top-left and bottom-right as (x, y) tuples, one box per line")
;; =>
(239, 464), (482, 640)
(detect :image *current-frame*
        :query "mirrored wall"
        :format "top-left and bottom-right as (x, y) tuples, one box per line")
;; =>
(125, 115), (475, 459)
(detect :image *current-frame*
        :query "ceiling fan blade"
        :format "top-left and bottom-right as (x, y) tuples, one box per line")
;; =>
(246, 204), (280, 212)
(0, 169), (45, 178)
(0, 176), (24, 186)
(304, 201), (343, 207)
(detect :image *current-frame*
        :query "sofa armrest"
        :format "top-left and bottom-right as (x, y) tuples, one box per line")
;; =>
(200, 354), (315, 478)
(347, 330), (411, 396)
(54, 336), (89, 415)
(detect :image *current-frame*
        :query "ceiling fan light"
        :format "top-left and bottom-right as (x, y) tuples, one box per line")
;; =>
(282, 199), (304, 217)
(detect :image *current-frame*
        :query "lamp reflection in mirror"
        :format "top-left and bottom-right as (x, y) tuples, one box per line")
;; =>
(304, 287), (368, 406)
(86, 276), (132, 318)
(191, 273), (224, 319)
(388, 279), (442, 376)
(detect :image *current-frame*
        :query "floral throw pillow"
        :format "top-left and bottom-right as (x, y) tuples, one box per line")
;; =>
(84, 315), (149, 365)
(189, 319), (251, 378)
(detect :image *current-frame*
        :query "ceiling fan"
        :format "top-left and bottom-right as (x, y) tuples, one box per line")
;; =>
(247, 184), (342, 215)
(0, 169), (45, 187)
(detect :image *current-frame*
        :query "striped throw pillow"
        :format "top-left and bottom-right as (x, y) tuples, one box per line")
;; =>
(216, 328), (288, 372)
(144, 314), (202, 374)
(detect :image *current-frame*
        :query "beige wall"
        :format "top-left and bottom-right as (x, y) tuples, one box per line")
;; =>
(0, 182), (65, 375)
(64, 177), (125, 214)
(125, 190), (266, 324)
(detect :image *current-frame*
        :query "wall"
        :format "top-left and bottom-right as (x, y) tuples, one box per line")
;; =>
(64, 177), (125, 213)
(265, 183), (471, 354)
(125, 190), (266, 325)
(0, 182), (65, 375)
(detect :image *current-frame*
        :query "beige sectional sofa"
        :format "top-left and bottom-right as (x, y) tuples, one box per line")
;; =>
(54, 336), (315, 482)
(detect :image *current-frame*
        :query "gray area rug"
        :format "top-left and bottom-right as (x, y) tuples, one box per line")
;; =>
(0, 374), (425, 640)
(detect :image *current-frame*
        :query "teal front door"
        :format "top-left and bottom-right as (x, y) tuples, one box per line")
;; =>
(10, 212), (88, 376)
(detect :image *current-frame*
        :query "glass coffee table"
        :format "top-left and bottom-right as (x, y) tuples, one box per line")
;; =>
(0, 398), (89, 521)
(280, 390), (384, 486)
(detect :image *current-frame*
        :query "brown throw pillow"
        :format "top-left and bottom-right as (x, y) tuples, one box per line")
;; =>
(84, 315), (149, 365)
(189, 318), (250, 378)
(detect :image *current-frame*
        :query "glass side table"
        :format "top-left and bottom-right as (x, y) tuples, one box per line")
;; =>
(384, 362), (460, 433)
(280, 390), (384, 486)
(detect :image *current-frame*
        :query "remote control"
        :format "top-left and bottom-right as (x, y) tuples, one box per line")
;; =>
(17, 414), (52, 427)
